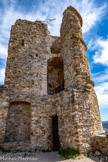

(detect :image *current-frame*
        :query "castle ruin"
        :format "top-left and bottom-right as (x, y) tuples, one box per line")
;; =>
(0, 6), (105, 154)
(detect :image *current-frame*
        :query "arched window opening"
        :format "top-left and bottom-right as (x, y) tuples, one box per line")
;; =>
(5, 102), (31, 142)
(47, 57), (64, 95)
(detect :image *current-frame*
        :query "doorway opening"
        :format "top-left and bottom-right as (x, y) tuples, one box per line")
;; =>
(52, 115), (60, 151)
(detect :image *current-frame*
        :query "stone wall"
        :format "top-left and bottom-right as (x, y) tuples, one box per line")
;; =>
(93, 135), (108, 156)
(5, 102), (31, 142)
(60, 6), (92, 90)
(0, 86), (4, 93)
(5, 20), (50, 96)
(0, 6), (103, 153)
(60, 6), (103, 153)
(0, 87), (9, 143)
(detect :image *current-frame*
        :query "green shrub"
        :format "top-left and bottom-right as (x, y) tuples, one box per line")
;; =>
(59, 147), (79, 159)
(84, 153), (89, 157)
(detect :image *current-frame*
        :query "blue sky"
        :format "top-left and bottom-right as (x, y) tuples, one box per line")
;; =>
(0, 0), (108, 121)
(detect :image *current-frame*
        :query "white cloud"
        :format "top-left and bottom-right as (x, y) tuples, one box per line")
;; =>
(0, 43), (8, 59)
(92, 70), (108, 83)
(91, 38), (108, 66)
(88, 37), (102, 50)
(92, 71), (108, 110)
(0, 68), (5, 84)
(88, 37), (108, 66)
(95, 82), (108, 109)
(76, 0), (106, 33)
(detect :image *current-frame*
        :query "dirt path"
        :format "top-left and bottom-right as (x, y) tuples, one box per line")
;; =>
(0, 151), (101, 162)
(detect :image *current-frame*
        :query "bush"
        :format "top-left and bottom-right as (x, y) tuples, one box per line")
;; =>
(84, 153), (89, 157)
(59, 147), (79, 159)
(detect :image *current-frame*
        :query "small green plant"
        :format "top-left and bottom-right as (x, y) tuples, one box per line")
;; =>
(72, 154), (79, 159)
(84, 153), (89, 157)
(42, 149), (51, 152)
(59, 147), (79, 159)
(0, 145), (7, 153)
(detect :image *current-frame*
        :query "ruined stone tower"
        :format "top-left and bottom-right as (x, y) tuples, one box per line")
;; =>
(0, 6), (103, 153)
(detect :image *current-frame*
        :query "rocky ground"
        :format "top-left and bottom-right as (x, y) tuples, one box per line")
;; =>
(0, 151), (107, 162)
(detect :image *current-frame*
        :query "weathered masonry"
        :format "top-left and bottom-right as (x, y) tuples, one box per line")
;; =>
(0, 6), (104, 154)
